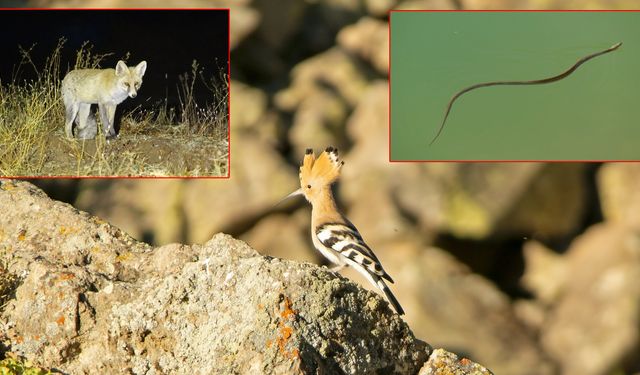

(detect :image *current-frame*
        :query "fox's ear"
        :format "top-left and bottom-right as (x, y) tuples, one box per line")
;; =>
(115, 60), (128, 76)
(135, 61), (147, 77)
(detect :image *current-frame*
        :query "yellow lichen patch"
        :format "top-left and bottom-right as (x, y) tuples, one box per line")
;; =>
(58, 226), (79, 235)
(115, 252), (132, 262)
(446, 187), (490, 239)
(0, 181), (16, 191)
(56, 315), (65, 326)
(17, 229), (26, 241)
(92, 217), (106, 225)
(0, 352), (52, 375)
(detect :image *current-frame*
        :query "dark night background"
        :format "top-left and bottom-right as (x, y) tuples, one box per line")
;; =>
(0, 9), (229, 118)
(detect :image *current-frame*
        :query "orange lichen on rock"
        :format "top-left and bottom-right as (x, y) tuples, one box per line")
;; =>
(57, 272), (75, 282)
(272, 296), (300, 361)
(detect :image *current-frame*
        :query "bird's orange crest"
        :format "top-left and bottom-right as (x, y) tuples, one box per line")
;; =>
(299, 147), (343, 188)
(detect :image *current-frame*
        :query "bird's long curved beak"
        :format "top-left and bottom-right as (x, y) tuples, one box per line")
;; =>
(274, 188), (303, 207)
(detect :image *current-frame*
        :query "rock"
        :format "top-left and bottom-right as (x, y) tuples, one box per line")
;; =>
(251, 0), (307, 51)
(230, 81), (284, 146)
(394, 163), (587, 240)
(287, 89), (350, 157)
(404, 246), (554, 375)
(521, 240), (566, 305)
(230, 80), (268, 131)
(274, 47), (370, 156)
(540, 223), (640, 375)
(395, 0), (459, 10)
(238, 210), (318, 264)
(597, 163), (640, 230)
(365, 0), (398, 16)
(344, 80), (390, 168)
(337, 17), (389, 74)
(0, 179), (432, 373)
(419, 348), (494, 375)
(275, 47), (369, 111)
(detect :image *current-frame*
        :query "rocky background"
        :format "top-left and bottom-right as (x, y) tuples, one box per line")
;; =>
(2, 0), (640, 374)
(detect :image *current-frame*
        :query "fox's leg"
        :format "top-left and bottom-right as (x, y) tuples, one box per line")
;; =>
(77, 111), (98, 140)
(98, 103), (117, 139)
(64, 100), (79, 138)
(76, 103), (91, 137)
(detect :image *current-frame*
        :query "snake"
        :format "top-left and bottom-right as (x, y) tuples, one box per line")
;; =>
(430, 42), (622, 145)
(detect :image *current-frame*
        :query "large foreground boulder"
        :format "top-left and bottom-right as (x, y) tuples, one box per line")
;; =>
(0, 180), (492, 374)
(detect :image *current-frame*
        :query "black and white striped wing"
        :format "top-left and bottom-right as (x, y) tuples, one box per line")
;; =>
(315, 223), (393, 283)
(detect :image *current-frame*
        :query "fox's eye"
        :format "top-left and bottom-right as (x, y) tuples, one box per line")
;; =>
(307, 184), (311, 189)
(123, 83), (129, 87)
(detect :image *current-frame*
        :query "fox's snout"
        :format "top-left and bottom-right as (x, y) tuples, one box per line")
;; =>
(128, 90), (137, 98)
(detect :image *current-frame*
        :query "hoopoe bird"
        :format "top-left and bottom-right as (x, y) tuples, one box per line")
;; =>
(283, 147), (404, 315)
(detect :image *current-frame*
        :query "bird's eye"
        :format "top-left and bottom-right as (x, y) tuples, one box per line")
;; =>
(307, 184), (311, 189)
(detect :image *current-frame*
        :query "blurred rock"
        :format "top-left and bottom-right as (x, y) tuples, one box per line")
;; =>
(405, 246), (554, 375)
(344, 80), (389, 167)
(239, 210), (318, 264)
(365, 0), (398, 16)
(337, 17), (389, 74)
(395, 163), (586, 240)
(512, 299), (546, 333)
(276, 47), (370, 110)
(598, 163), (640, 230)
(230, 80), (283, 146)
(419, 348), (494, 375)
(230, 81), (268, 130)
(464, 0), (640, 9)
(0, 179), (432, 374)
(521, 240), (566, 305)
(252, 0), (307, 51)
(395, 0), (459, 10)
(540, 223), (640, 375)
(276, 47), (369, 155)
(288, 89), (350, 157)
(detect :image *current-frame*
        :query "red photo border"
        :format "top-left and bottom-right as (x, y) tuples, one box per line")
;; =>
(0, 7), (232, 179)
(388, 9), (639, 163)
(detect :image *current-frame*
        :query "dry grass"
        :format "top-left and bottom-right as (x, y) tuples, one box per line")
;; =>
(0, 39), (229, 177)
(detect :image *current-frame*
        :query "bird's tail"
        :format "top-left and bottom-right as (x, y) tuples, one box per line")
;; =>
(376, 277), (405, 315)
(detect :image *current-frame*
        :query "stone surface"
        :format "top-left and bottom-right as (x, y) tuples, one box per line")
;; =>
(0, 179), (431, 374)
(337, 17), (389, 74)
(404, 246), (553, 375)
(598, 163), (640, 230)
(521, 240), (566, 305)
(419, 348), (494, 375)
(540, 223), (640, 375)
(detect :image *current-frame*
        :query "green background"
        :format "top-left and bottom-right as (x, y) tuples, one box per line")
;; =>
(391, 12), (639, 161)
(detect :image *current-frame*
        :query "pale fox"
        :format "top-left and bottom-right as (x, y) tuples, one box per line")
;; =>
(61, 60), (147, 139)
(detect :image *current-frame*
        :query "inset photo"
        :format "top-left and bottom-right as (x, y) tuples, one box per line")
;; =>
(390, 11), (639, 161)
(0, 9), (229, 177)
